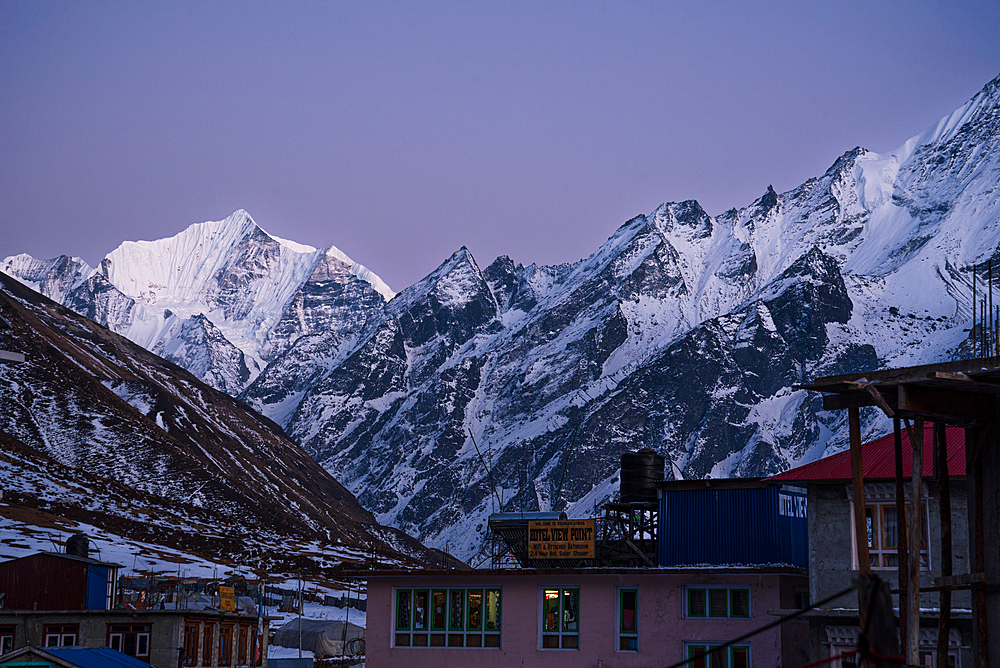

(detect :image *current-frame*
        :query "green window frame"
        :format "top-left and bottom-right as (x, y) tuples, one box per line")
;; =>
(685, 586), (751, 619)
(617, 587), (638, 651)
(685, 643), (751, 668)
(394, 587), (501, 649)
(540, 587), (580, 650)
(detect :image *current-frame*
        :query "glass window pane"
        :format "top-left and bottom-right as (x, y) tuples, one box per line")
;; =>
(467, 590), (483, 630)
(621, 589), (637, 633)
(710, 645), (729, 668)
(432, 591), (447, 630)
(561, 634), (579, 649)
(413, 590), (428, 630)
(688, 588), (707, 617)
(543, 590), (560, 631)
(732, 646), (750, 668)
(449, 590), (465, 631)
(883, 506), (899, 549)
(689, 645), (709, 668)
(542, 635), (560, 648)
(709, 589), (728, 617)
(730, 589), (750, 618)
(485, 589), (502, 631)
(562, 589), (579, 632)
(395, 590), (411, 630)
(865, 506), (876, 548)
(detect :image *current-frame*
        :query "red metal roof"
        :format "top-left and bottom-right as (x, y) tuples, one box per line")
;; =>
(769, 423), (966, 482)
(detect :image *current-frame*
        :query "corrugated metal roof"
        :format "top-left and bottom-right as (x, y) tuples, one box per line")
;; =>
(769, 423), (966, 482)
(16, 646), (153, 668)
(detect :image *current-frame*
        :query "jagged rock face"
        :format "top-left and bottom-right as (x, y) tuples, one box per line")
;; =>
(5, 74), (1000, 563)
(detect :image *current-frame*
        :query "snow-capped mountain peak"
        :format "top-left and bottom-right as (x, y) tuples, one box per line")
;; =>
(2, 210), (394, 394)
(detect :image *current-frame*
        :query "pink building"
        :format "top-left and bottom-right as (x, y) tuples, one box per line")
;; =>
(366, 567), (808, 667)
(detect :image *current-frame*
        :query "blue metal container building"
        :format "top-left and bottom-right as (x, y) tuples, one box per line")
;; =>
(657, 479), (807, 568)
(0, 552), (120, 611)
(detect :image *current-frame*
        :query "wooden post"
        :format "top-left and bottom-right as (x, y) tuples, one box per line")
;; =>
(907, 418), (924, 667)
(935, 422), (952, 668)
(893, 418), (909, 658)
(849, 407), (870, 574)
(848, 407), (873, 667)
(967, 426), (990, 667)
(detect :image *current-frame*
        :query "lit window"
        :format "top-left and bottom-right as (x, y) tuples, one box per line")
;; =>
(617, 588), (637, 651)
(394, 588), (501, 648)
(686, 642), (751, 668)
(540, 587), (579, 650)
(685, 587), (751, 619)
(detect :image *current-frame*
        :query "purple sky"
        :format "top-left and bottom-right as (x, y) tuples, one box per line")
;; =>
(2, 2), (998, 291)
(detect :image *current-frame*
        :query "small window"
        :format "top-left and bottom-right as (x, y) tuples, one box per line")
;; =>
(106, 624), (151, 658)
(0, 625), (15, 655)
(540, 587), (579, 650)
(181, 623), (199, 666)
(203, 624), (214, 666)
(617, 588), (638, 652)
(43, 624), (78, 647)
(237, 626), (249, 665)
(730, 589), (750, 618)
(686, 587), (751, 619)
(793, 587), (809, 610)
(218, 624), (233, 666)
(686, 642), (751, 668)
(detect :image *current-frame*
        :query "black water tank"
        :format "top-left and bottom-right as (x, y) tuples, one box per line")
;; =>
(66, 534), (89, 559)
(620, 448), (665, 503)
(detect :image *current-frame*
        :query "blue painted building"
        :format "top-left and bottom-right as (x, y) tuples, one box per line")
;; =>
(657, 479), (808, 568)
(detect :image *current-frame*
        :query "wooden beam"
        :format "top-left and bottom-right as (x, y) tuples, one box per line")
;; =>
(906, 417), (923, 667)
(848, 406), (872, 667)
(898, 383), (997, 421)
(858, 382), (896, 417)
(823, 392), (874, 411)
(893, 417), (909, 659)
(814, 358), (1000, 386)
(967, 426), (991, 667)
(935, 422), (953, 668)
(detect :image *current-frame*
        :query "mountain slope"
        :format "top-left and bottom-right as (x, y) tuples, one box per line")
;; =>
(0, 272), (442, 575)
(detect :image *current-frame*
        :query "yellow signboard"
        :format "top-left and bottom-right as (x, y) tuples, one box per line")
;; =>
(528, 519), (595, 559)
(219, 585), (236, 612)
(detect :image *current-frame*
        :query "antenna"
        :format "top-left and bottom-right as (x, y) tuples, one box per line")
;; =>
(554, 424), (581, 512)
(469, 429), (502, 511)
